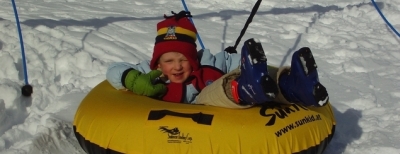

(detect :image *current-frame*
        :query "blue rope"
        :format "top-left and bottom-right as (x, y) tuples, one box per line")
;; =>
(11, 0), (29, 85)
(371, 0), (400, 38)
(181, 0), (206, 49)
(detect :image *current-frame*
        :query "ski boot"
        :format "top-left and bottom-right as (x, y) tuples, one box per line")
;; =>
(231, 38), (278, 105)
(279, 47), (329, 107)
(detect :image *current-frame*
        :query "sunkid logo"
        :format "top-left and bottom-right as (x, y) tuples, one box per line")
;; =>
(159, 126), (193, 144)
(259, 103), (308, 126)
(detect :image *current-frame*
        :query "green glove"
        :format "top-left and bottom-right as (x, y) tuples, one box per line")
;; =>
(124, 69), (166, 98)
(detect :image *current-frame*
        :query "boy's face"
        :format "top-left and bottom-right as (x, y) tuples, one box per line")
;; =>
(157, 52), (192, 83)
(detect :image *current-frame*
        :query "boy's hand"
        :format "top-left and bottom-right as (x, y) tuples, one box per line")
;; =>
(124, 70), (167, 98)
(134, 70), (167, 97)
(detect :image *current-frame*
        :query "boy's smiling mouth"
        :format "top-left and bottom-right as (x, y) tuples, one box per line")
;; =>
(173, 72), (184, 77)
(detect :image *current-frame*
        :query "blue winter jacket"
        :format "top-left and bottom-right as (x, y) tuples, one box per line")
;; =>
(106, 49), (240, 104)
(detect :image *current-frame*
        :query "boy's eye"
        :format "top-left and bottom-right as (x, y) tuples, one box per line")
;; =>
(162, 59), (187, 63)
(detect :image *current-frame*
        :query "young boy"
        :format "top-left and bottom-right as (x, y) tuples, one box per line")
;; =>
(106, 11), (329, 108)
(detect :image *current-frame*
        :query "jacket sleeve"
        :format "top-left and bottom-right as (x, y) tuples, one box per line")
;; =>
(106, 60), (152, 90)
(198, 49), (240, 74)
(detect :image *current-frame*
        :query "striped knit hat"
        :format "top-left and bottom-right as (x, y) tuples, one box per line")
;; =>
(150, 11), (199, 71)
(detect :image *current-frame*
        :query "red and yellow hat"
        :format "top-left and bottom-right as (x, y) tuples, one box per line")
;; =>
(150, 11), (199, 71)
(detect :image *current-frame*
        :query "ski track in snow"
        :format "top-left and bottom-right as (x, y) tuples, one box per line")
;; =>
(0, 0), (400, 153)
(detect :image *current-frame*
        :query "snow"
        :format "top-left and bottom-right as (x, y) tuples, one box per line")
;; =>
(0, 0), (399, 153)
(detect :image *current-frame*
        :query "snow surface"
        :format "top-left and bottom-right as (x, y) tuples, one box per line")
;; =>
(0, 0), (399, 153)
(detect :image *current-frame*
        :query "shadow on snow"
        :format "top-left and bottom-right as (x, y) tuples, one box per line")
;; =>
(325, 107), (362, 154)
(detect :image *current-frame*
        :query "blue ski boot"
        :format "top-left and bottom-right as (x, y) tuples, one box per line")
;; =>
(231, 38), (278, 105)
(279, 47), (329, 107)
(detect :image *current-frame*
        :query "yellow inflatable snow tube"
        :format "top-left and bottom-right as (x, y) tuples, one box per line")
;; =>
(73, 80), (336, 154)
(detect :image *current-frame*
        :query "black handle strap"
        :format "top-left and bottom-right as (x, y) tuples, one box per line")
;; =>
(148, 110), (214, 125)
